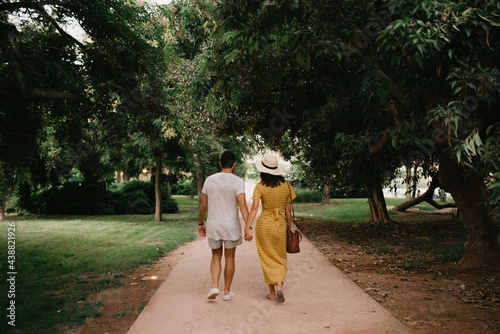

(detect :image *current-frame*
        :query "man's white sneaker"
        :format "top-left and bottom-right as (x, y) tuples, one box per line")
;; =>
(222, 291), (234, 301)
(207, 288), (219, 299)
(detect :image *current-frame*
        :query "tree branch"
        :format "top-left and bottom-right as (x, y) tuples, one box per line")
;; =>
(0, 37), (86, 102)
(369, 129), (390, 154)
(29, 88), (84, 100)
(36, 5), (86, 49)
(394, 176), (456, 212)
(426, 199), (456, 210)
(0, 40), (27, 95)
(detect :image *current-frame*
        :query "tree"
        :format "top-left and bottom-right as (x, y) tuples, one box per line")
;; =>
(200, 0), (405, 223)
(164, 0), (254, 208)
(378, 0), (500, 267)
(0, 1), (178, 220)
(195, 0), (499, 266)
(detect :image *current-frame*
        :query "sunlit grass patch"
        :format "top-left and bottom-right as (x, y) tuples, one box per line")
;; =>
(0, 195), (198, 332)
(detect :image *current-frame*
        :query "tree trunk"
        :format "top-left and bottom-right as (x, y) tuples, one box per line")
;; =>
(196, 155), (204, 209)
(0, 182), (9, 221)
(167, 182), (172, 198)
(365, 183), (391, 223)
(394, 176), (456, 212)
(405, 164), (412, 201)
(122, 172), (130, 182)
(440, 188), (447, 202)
(321, 183), (331, 205)
(197, 171), (204, 209)
(154, 152), (162, 222)
(411, 165), (418, 198)
(438, 150), (500, 269)
(116, 170), (122, 183)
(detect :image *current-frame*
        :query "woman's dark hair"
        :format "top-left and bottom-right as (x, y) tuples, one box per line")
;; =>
(220, 150), (236, 168)
(260, 172), (285, 188)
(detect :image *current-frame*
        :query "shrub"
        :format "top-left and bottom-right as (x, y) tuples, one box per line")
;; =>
(171, 179), (193, 196)
(19, 180), (178, 215)
(294, 188), (323, 203)
(28, 183), (112, 215)
(107, 192), (130, 215)
(162, 198), (178, 213)
(119, 181), (155, 202)
(119, 181), (155, 214)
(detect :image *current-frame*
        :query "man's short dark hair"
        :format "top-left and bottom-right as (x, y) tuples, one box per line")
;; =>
(221, 150), (236, 168)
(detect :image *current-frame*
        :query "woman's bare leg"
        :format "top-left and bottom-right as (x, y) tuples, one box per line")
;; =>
(276, 281), (285, 303)
(266, 284), (276, 300)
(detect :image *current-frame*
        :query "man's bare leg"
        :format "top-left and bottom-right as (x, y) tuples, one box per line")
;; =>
(223, 247), (236, 294)
(211, 247), (223, 288)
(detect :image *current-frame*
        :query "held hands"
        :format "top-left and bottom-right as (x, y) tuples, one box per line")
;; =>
(198, 225), (206, 238)
(244, 227), (253, 241)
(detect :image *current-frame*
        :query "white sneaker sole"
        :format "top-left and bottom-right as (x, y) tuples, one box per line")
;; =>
(222, 292), (234, 301)
(207, 289), (219, 299)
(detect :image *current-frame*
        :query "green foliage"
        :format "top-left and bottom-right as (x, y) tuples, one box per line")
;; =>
(486, 173), (500, 219)
(18, 181), (179, 215)
(120, 181), (156, 214)
(163, 197), (179, 214)
(331, 185), (366, 199)
(26, 183), (113, 215)
(293, 188), (323, 203)
(171, 179), (194, 196)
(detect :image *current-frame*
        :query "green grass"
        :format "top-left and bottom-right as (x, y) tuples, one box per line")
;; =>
(294, 197), (455, 222)
(0, 195), (198, 333)
(294, 198), (376, 222)
(173, 194), (198, 209)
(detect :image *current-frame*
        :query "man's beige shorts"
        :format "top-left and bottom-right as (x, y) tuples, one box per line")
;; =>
(208, 236), (242, 249)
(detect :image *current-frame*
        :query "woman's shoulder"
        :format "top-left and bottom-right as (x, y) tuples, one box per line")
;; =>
(254, 181), (263, 189)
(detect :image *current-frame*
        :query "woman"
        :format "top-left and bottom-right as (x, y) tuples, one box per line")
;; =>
(244, 154), (296, 303)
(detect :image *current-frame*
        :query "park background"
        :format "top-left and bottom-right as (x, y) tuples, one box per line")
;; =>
(0, 0), (499, 333)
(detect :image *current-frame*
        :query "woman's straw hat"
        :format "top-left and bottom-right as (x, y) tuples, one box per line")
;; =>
(255, 154), (283, 176)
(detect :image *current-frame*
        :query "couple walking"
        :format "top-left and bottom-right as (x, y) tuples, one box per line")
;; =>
(198, 151), (296, 303)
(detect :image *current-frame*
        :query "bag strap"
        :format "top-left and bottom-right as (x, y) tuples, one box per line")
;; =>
(287, 182), (295, 222)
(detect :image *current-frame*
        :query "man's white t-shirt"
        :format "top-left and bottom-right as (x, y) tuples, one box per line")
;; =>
(202, 172), (245, 241)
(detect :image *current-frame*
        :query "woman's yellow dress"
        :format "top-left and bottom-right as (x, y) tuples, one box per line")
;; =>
(252, 181), (296, 285)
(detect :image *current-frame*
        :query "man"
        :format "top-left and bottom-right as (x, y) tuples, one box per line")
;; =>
(198, 150), (249, 301)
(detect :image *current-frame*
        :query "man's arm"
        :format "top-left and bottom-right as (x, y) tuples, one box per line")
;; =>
(236, 192), (249, 223)
(198, 193), (208, 237)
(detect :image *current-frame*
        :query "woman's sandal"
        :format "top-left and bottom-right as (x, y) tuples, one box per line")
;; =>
(276, 290), (285, 303)
(266, 294), (276, 301)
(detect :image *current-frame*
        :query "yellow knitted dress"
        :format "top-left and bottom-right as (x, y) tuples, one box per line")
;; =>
(252, 181), (296, 285)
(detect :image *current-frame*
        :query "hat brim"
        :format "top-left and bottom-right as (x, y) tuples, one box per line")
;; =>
(255, 160), (283, 176)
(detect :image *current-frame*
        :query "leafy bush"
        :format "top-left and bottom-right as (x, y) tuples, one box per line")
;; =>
(119, 181), (155, 214)
(107, 192), (130, 215)
(18, 180), (178, 215)
(27, 183), (113, 215)
(171, 179), (193, 196)
(294, 188), (323, 203)
(162, 198), (178, 213)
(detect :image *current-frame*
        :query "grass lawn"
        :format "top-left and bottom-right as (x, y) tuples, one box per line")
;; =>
(0, 195), (198, 333)
(296, 197), (463, 272)
(294, 197), (455, 222)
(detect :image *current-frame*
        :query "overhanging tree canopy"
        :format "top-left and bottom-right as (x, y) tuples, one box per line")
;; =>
(196, 0), (499, 267)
